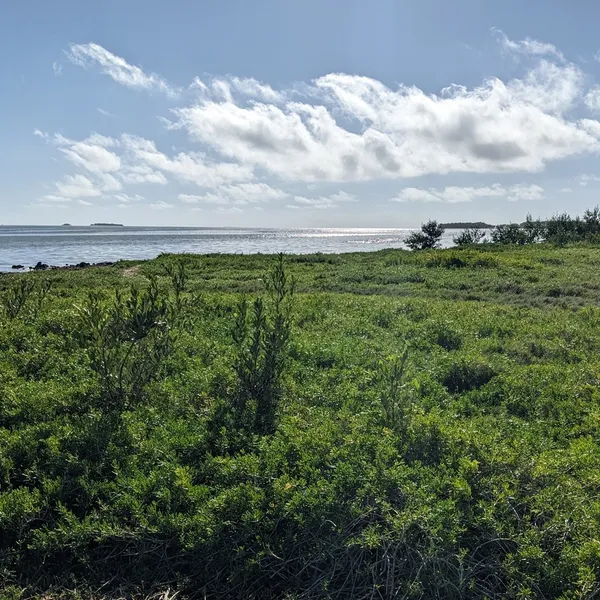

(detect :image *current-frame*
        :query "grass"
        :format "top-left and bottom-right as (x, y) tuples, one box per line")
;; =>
(2, 244), (600, 598)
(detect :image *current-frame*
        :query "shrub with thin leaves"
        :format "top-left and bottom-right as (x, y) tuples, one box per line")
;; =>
(77, 277), (174, 408)
(231, 253), (295, 434)
(405, 220), (444, 250)
(453, 227), (485, 246)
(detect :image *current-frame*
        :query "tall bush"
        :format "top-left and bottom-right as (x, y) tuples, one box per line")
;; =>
(406, 220), (444, 250)
(231, 254), (295, 434)
(453, 227), (485, 246)
(77, 277), (174, 408)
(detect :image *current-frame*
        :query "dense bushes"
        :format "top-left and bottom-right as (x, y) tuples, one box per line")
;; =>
(2, 250), (600, 598)
(448, 207), (600, 248)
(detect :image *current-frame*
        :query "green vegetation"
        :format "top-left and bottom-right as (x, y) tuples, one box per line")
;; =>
(405, 220), (444, 250)
(453, 227), (485, 246)
(3, 244), (600, 598)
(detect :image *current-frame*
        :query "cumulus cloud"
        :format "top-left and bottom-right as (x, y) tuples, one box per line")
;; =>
(66, 43), (178, 97)
(121, 135), (254, 187)
(39, 33), (600, 218)
(174, 45), (598, 182)
(391, 183), (544, 203)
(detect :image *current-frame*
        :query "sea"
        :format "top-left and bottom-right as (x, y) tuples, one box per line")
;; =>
(0, 225), (461, 272)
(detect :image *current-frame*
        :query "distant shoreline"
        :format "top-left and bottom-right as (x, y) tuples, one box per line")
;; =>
(440, 222), (494, 229)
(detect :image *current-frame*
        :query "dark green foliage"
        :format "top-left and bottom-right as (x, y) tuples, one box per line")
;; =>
(405, 219), (444, 250)
(440, 357), (497, 393)
(491, 222), (528, 245)
(453, 227), (485, 246)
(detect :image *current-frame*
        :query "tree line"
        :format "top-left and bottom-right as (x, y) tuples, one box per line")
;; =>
(406, 207), (600, 250)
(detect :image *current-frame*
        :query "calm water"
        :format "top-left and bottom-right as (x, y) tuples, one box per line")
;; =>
(0, 225), (460, 271)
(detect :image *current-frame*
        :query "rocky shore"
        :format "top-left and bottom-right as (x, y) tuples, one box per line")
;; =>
(10, 261), (116, 271)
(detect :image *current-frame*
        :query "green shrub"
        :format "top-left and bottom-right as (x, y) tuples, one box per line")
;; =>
(453, 227), (485, 246)
(405, 220), (444, 250)
(77, 277), (174, 408)
(441, 358), (497, 393)
(231, 254), (295, 434)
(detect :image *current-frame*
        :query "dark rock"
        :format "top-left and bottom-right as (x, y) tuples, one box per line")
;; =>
(33, 262), (49, 271)
(75, 262), (91, 269)
(11, 265), (24, 270)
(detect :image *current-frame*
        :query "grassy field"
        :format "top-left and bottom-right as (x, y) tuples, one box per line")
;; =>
(2, 245), (600, 599)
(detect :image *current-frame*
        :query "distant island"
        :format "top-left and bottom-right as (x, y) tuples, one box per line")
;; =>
(90, 223), (124, 227)
(440, 222), (494, 229)
(61, 223), (72, 227)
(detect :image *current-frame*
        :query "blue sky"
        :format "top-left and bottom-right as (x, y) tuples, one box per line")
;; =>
(4, 0), (600, 226)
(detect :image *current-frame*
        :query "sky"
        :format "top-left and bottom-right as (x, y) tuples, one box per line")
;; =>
(4, 0), (600, 227)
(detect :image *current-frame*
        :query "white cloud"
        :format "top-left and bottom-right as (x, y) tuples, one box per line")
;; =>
(391, 183), (544, 203)
(505, 183), (544, 201)
(59, 140), (121, 173)
(54, 174), (102, 199)
(66, 43), (178, 97)
(149, 200), (173, 210)
(114, 193), (143, 203)
(97, 173), (123, 192)
(585, 87), (600, 111)
(121, 135), (254, 187)
(175, 47), (598, 182)
(39, 195), (72, 203)
(493, 28), (565, 62)
(391, 188), (441, 203)
(227, 77), (284, 103)
(53, 61), (63, 76)
(560, 187), (573, 193)
(178, 183), (286, 206)
(38, 35), (600, 222)
(120, 164), (169, 185)
(77, 199), (93, 206)
(215, 206), (244, 214)
(97, 108), (114, 117)
(291, 190), (357, 209)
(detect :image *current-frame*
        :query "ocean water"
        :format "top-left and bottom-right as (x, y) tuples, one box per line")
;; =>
(0, 225), (460, 271)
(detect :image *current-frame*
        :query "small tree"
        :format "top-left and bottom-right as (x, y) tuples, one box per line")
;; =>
(522, 214), (545, 244)
(405, 220), (444, 250)
(453, 227), (485, 247)
(231, 254), (295, 435)
(490, 223), (527, 245)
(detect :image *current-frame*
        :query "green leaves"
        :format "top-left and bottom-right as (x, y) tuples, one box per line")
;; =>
(231, 254), (295, 435)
